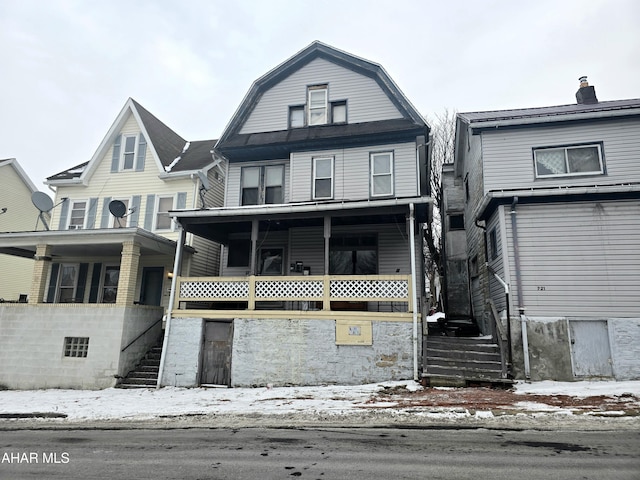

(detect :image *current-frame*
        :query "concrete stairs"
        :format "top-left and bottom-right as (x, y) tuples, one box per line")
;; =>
(116, 343), (163, 389)
(422, 335), (512, 387)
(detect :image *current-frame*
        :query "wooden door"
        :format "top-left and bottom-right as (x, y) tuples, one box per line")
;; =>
(570, 320), (613, 378)
(201, 321), (233, 386)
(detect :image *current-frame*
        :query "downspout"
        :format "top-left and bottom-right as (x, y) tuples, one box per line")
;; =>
(510, 197), (530, 381)
(409, 203), (419, 381)
(157, 225), (187, 388)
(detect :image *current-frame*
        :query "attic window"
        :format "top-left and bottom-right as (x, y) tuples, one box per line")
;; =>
(331, 101), (347, 123)
(122, 135), (137, 170)
(308, 85), (328, 125)
(289, 106), (304, 128)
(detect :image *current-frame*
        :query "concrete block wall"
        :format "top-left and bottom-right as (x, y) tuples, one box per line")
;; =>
(610, 318), (640, 380)
(0, 304), (128, 389)
(161, 317), (203, 387)
(231, 318), (416, 387)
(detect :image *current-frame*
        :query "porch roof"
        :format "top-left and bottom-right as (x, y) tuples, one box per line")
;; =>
(0, 227), (180, 259)
(172, 196), (431, 244)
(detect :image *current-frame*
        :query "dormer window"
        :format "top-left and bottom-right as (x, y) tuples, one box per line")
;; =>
(121, 135), (138, 170)
(308, 85), (328, 125)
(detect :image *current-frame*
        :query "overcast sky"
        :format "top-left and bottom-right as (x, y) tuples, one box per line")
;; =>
(1, 0), (639, 189)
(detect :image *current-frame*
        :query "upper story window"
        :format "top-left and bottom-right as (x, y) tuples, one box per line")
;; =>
(241, 165), (284, 205)
(121, 135), (138, 170)
(313, 157), (334, 200)
(155, 195), (175, 230)
(68, 200), (87, 230)
(331, 101), (347, 123)
(534, 144), (604, 178)
(289, 106), (305, 128)
(370, 152), (394, 197)
(308, 85), (328, 125)
(111, 133), (146, 173)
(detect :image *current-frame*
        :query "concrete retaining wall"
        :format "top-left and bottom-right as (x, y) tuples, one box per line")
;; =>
(161, 317), (203, 387)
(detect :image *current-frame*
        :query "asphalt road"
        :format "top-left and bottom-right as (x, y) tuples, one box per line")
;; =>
(1, 426), (639, 479)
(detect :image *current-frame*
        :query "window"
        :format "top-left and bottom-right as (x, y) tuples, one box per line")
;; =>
(64, 337), (89, 358)
(534, 144), (604, 178)
(155, 196), (174, 230)
(331, 101), (347, 123)
(289, 106), (304, 128)
(370, 152), (394, 197)
(329, 235), (377, 275)
(68, 200), (87, 230)
(241, 165), (284, 205)
(259, 248), (284, 275)
(110, 198), (130, 228)
(121, 135), (138, 170)
(308, 85), (328, 125)
(57, 264), (79, 303)
(313, 157), (334, 200)
(449, 214), (464, 231)
(227, 239), (250, 268)
(489, 228), (498, 260)
(101, 266), (120, 303)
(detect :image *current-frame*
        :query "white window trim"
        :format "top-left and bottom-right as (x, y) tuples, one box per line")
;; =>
(56, 263), (80, 303)
(99, 265), (120, 304)
(66, 199), (89, 230)
(370, 152), (395, 197)
(307, 85), (328, 126)
(533, 144), (604, 179)
(109, 197), (132, 228)
(312, 157), (334, 200)
(240, 164), (285, 206)
(119, 134), (139, 171)
(153, 194), (176, 231)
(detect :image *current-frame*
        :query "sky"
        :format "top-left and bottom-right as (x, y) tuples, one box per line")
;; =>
(1, 0), (639, 189)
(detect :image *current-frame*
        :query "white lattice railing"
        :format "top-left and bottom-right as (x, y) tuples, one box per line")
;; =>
(175, 274), (412, 309)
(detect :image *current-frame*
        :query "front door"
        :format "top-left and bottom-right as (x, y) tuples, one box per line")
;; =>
(201, 321), (233, 386)
(570, 320), (613, 378)
(140, 267), (164, 306)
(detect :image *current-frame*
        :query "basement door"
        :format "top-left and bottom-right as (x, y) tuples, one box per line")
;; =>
(201, 321), (233, 386)
(569, 320), (613, 378)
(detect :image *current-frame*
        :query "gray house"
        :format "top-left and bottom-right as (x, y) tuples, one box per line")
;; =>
(160, 41), (431, 388)
(443, 78), (640, 381)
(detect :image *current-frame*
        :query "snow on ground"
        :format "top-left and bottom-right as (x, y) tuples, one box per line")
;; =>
(0, 380), (638, 423)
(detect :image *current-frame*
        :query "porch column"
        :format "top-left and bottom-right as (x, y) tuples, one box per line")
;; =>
(323, 215), (331, 275)
(249, 219), (259, 275)
(29, 244), (52, 304)
(116, 241), (140, 306)
(408, 204), (419, 381)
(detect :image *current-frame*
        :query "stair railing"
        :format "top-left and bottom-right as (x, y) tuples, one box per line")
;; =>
(488, 299), (510, 379)
(121, 317), (163, 353)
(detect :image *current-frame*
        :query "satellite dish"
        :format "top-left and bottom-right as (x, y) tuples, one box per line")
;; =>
(108, 200), (127, 218)
(197, 171), (210, 191)
(31, 191), (54, 213)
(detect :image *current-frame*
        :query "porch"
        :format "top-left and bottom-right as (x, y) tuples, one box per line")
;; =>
(171, 273), (414, 322)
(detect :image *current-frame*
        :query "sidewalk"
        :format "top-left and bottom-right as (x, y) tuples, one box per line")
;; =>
(1, 380), (639, 430)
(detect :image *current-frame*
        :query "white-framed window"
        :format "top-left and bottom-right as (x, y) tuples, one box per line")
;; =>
(331, 101), (347, 123)
(258, 247), (284, 275)
(313, 157), (334, 200)
(57, 263), (79, 303)
(101, 265), (120, 303)
(64, 337), (89, 358)
(154, 195), (175, 231)
(289, 106), (304, 128)
(534, 144), (604, 178)
(121, 134), (138, 171)
(308, 85), (328, 125)
(370, 152), (394, 197)
(110, 198), (130, 228)
(67, 200), (87, 230)
(241, 165), (284, 205)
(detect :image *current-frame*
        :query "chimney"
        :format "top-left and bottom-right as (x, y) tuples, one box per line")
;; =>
(576, 76), (598, 104)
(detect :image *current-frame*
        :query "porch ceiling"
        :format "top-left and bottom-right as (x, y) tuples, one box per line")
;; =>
(0, 228), (178, 260)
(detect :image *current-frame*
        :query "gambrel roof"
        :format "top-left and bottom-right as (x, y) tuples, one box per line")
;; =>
(46, 99), (217, 184)
(216, 41), (427, 160)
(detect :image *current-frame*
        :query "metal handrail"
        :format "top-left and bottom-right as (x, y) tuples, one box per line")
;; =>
(121, 316), (163, 353)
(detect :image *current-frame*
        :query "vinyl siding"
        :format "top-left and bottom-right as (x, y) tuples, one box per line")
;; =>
(504, 200), (640, 316)
(487, 208), (507, 314)
(290, 142), (418, 202)
(225, 159), (290, 207)
(481, 117), (640, 193)
(240, 57), (403, 134)
(0, 163), (38, 299)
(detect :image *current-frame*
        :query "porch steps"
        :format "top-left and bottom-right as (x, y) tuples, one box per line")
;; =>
(116, 344), (163, 389)
(422, 335), (512, 387)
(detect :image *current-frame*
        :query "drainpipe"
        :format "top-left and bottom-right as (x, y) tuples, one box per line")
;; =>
(510, 197), (530, 381)
(157, 225), (187, 388)
(408, 203), (419, 381)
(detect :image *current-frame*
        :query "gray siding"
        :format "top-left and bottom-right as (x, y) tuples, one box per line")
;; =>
(505, 200), (640, 316)
(481, 117), (640, 193)
(240, 57), (402, 134)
